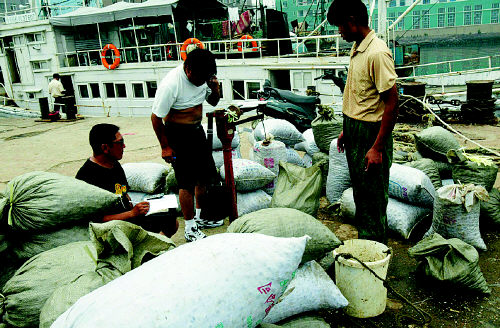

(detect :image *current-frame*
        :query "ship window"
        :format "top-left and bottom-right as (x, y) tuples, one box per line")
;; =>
(115, 83), (127, 98)
(246, 82), (260, 99)
(133, 83), (145, 98)
(105, 83), (115, 98)
(90, 83), (100, 98)
(292, 71), (312, 89)
(26, 32), (44, 44)
(232, 80), (245, 100)
(13, 35), (24, 46)
(27, 92), (35, 99)
(146, 81), (157, 98)
(218, 82), (224, 99)
(78, 85), (90, 98)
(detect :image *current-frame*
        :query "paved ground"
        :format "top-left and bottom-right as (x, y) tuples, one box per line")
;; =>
(0, 116), (499, 327)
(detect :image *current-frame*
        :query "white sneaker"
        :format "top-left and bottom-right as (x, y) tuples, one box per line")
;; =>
(184, 225), (207, 242)
(194, 217), (225, 229)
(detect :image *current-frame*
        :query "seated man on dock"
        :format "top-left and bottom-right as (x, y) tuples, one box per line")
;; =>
(76, 123), (178, 237)
(151, 49), (221, 243)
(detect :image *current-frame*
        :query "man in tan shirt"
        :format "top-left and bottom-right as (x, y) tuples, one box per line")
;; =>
(48, 73), (65, 112)
(328, 0), (399, 243)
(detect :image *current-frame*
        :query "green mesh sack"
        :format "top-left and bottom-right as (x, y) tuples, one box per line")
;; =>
(408, 233), (490, 294)
(480, 188), (500, 226)
(311, 113), (343, 154)
(405, 158), (442, 190)
(228, 208), (341, 263)
(259, 314), (331, 328)
(452, 161), (498, 192)
(0, 171), (122, 232)
(414, 126), (461, 162)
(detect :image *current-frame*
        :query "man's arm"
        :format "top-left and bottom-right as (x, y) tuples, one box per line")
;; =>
(365, 84), (398, 171)
(151, 113), (175, 163)
(103, 201), (150, 222)
(206, 76), (221, 106)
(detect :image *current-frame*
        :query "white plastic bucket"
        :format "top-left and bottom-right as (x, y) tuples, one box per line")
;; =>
(333, 239), (391, 318)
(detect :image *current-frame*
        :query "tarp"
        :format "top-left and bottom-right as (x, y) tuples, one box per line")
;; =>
(50, 0), (178, 26)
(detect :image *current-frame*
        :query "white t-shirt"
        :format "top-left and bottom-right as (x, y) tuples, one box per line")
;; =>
(151, 64), (211, 118)
(48, 78), (65, 98)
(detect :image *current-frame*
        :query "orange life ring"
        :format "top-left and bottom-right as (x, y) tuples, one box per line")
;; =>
(180, 38), (204, 61)
(101, 44), (121, 70)
(237, 35), (258, 52)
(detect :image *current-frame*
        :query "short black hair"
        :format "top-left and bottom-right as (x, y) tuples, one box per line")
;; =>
(53, 73), (60, 79)
(89, 123), (120, 155)
(327, 0), (369, 27)
(184, 48), (217, 80)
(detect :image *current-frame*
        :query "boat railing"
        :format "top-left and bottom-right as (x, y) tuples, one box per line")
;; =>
(55, 34), (344, 68)
(0, 5), (94, 23)
(397, 55), (500, 79)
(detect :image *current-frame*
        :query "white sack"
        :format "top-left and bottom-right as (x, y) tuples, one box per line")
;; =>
(294, 129), (320, 156)
(122, 162), (169, 194)
(254, 119), (305, 146)
(51, 233), (309, 328)
(253, 140), (288, 195)
(302, 153), (313, 168)
(202, 123), (240, 150)
(220, 159), (276, 192)
(237, 190), (272, 217)
(340, 188), (432, 239)
(285, 147), (306, 167)
(326, 139), (350, 204)
(212, 146), (242, 169)
(263, 261), (348, 324)
(389, 163), (435, 207)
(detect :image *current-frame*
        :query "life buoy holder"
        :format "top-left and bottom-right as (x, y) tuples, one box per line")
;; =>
(101, 44), (121, 70)
(180, 38), (204, 61)
(237, 35), (258, 52)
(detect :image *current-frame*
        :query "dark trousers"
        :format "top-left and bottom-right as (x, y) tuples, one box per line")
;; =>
(343, 115), (392, 244)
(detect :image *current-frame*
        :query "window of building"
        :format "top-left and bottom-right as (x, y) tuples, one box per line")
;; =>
(89, 83), (100, 98)
(232, 80), (245, 100)
(412, 10), (420, 29)
(132, 83), (145, 98)
(10, 4), (16, 10)
(146, 81), (157, 98)
(31, 60), (49, 71)
(397, 11), (404, 30)
(447, 7), (456, 26)
(25, 32), (44, 43)
(13, 35), (24, 46)
(105, 83), (115, 98)
(115, 83), (127, 98)
(399, 0), (405, 6)
(438, 8), (445, 27)
(297, 10), (305, 17)
(282, 1), (287, 8)
(464, 5), (472, 25)
(389, 0), (396, 7)
(292, 71), (313, 89)
(388, 12), (396, 28)
(439, 0), (447, 2)
(371, 13), (378, 32)
(26, 92), (35, 99)
(473, 5), (482, 24)
(492, 3), (499, 24)
(422, 0), (430, 4)
(78, 85), (90, 98)
(246, 81), (260, 99)
(422, 10), (430, 28)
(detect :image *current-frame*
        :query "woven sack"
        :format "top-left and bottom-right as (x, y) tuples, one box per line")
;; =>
(414, 126), (460, 162)
(220, 159), (276, 192)
(122, 162), (169, 194)
(311, 114), (343, 153)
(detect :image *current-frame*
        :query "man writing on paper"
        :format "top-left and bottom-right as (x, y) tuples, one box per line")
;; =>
(76, 123), (178, 237)
(151, 49), (221, 243)
(327, 0), (399, 244)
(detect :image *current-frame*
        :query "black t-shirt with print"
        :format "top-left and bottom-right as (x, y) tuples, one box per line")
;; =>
(76, 159), (129, 198)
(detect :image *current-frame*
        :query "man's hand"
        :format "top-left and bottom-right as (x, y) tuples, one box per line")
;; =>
(162, 146), (176, 164)
(337, 130), (345, 153)
(365, 147), (383, 172)
(207, 75), (219, 92)
(131, 201), (150, 217)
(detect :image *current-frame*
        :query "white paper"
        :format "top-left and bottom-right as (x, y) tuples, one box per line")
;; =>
(146, 194), (178, 216)
(228, 7), (239, 22)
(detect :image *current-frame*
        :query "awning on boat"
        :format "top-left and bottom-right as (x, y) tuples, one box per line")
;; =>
(49, 0), (178, 26)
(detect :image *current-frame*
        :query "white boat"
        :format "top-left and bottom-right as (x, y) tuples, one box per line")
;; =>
(0, 0), (498, 118)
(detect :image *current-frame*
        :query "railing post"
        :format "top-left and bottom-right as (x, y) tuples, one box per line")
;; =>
(150, 46), (153, 62)
(316, 38), (319, 58)
(336, 36), (339, 58)
(489, 56), (492, 69)
(277, 39), (280, 60)
(76, 52), (81, 67)
(448, 61), (452, 73)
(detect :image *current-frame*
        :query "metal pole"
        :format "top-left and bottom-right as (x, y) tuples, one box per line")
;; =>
(388, 0), (423, 31)
(132, 17), (140, 62)
(96, 23), (103, 49)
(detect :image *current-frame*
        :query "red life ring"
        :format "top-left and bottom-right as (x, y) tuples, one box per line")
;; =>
(237, 35), (258, 52)
(180, 38), (204, 61)
(101, 44), (121, 70)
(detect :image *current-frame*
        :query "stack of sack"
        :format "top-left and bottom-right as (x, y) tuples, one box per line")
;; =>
(0, 220), (175, 328)
(203, 123), (242, 168)
(0, 171), (124, 286)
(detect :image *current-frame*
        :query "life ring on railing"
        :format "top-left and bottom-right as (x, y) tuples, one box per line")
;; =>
(180, 38), (204, 61)
(101, 44), (121, 70)
(237, 35), (258, 52)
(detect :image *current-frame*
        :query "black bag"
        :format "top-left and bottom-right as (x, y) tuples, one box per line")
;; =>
(200, 178), (232, 222)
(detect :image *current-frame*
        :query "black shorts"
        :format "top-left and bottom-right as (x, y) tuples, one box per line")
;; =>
(165, 122), (217, 190)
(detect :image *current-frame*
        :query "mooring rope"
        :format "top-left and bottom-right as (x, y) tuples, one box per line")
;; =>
(400, 94), (500, 158)
(334, 252), (432, 327)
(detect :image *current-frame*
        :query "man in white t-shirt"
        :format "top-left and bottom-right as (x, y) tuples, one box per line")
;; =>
(48, 73), (65, 112)
(151, 49), (221, 242)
